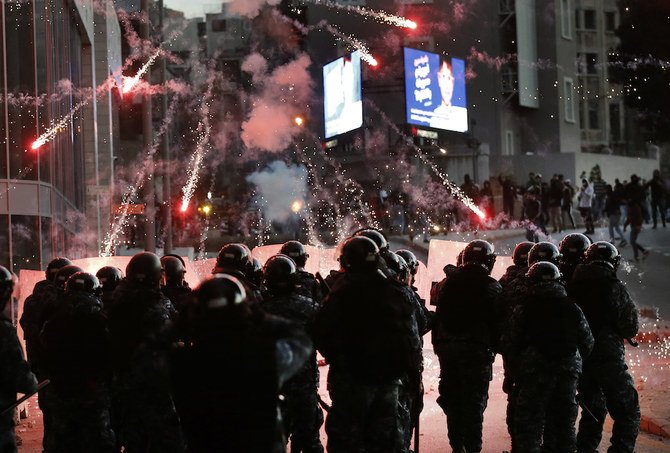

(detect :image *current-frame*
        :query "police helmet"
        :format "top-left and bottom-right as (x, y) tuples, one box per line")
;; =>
(584, 241), (621, 271)
(96, 266), (123, 292)
(559, 233), (591, 265)
(46, 257), (72, 282)
(215, 243), (252, 274)
(353, 228), (389, 252)
(385, 251), (411, 285)
(461, 240), (496, 273)
(65, 272), (102, 296)
(126, 252), (163, 287)
(526, 261), (562, 283)
(396, 249), (419, 275)
(161, 255), (186, 285)
(528, 242), (561, 266)
(0, 265), (14, 304)
(55, 265), (85, 289)
(339, 236), (380, 274)
(280, 241), (308, 268)
(262, 254), (297, 294)
(194, 274), (247, 311)
(512, 242), (535, 267)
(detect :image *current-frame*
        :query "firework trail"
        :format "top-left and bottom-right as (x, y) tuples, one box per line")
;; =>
(301, 0), (417, 29)
(100, 97), (180, 257)
(365, 100), (486, 220)
(179, 71), (218, 213)
(121, 50), (161, 94)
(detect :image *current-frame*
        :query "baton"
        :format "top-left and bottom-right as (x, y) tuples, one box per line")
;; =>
(413, 412), (420, 453)
(626, 338), (639, 347)
(0, 380), (50, 416)
(579, 401), (599, 423)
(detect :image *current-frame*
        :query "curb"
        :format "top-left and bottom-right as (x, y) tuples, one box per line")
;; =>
(640, 414), (670, 438)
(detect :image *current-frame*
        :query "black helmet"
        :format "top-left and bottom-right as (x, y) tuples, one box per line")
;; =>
(559, 233), (591, 264)
(65, 272), (101, 296)
(353, 228), (389, 252)
(584, 241), (621, 270)
(461, 240), (496, 273)
(528, 242), (561, 266)
(194, 274), (247, 310)
(262, 254), (297, 294)
(161, 255), (186, 285)
(96, 266), (123, 292)
(0, 265), (13, 304)
(339, 236), (380, 273)
(55, 265), (85, 289)
(126, 252), (163, 287)
(215, 243), (252, 274)
(512, 242), (535, 267)
(526, 261), (562, 283)
(385, 251), (411, 285)
(456, 249), (464, 267)
(280, 241), (308, 268)
(396, 249), (419, 275)
(46, 257), (72, 282)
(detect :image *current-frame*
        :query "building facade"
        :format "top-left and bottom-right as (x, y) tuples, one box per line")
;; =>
(0, 0), (122, 272)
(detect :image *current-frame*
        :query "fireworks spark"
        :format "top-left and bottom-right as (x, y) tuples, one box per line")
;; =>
(303, 0), (417, 29)
(121, 50), (161, 94)
(31, 99), (89, 150)
(322, 23), (378, 66)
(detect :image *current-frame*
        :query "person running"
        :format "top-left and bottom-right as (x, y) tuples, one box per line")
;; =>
(624, 200), (649, 261)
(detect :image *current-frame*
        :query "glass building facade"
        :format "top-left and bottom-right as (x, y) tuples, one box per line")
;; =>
(0, 0), (121, 272)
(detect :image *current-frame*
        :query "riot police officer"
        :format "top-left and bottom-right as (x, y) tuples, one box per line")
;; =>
(40, 272), (116, 452)
(261, 254), (324, 453)
(171, 274), (312, 453)
(505, 262), (593, 453)
(213, 243), (262, 303)
(311, 236), (415, 453)
(108, 252), (184, 452)
(161, 255), (191, 313)
(499, 242), (534, 288)
(96, 266), (123, 312)
(558, 233), (591, 281)
(528, 241), (561, 267)
(280, 240), (323, 306)
(0, 266), (38, 453)
(569, 242), (640, 453)
(433, 239), (502, 453)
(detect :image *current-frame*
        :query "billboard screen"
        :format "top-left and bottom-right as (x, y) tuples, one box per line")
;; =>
(404, 48), (468, 133)
(323, 51), (363, 139)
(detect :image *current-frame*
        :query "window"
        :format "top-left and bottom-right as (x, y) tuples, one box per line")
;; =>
(583, 9), (596, 30)
(605, 11), (617, 32)
(211, 19), (227, 32)
(578, 53), (598, 74)
(504, 130), (514, 156)
(564, 78), (575, 123)
(588, 100), (599, 130)
(560, 0), (572, 39)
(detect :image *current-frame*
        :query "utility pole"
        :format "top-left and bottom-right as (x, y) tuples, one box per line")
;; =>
(141, 0), (156, 252)
(158, 0), (173, 254)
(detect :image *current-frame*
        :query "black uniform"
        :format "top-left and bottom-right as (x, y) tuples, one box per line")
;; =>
(311, 272), (415, 453)
(505, 281), (594, 453)
(262, 291), (324, 453)
(568, 263), (640, 453)
(0, 314), (38, 453)
(19, 279), (59, 378)
(107, 279), (184, 452)
(294, 270), (323, 307)
(172, 310), (312, 453)
(433, 264), (502, 453)
(40, 291), (116, 452)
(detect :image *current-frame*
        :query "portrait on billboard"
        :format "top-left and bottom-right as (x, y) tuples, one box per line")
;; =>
(404, 47), (468, 133)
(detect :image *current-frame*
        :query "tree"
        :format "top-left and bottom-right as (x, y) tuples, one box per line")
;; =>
(610, 0), (670, 141)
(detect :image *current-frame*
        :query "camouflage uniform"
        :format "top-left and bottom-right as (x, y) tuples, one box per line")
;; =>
(262, 291), (324, 453)
(433, 264), (502, 453)
(568, 263), (640, 453)
(108, 279), (185, 452)
(504, 282), (594, 453)
(40, 290), (116, 452)
(0, 314), (38, 453)
(311, 272), (415, 453)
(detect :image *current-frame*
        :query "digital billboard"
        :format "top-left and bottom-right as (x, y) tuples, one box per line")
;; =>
(323, 51), (363, 139)
(404, 48), (468, 133)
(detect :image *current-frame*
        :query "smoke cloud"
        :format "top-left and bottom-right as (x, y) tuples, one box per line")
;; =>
(246, 160), (308, 223)
(227, 0), (282, 18)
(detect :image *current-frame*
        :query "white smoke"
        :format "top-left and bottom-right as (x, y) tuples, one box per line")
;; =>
(246, 161), (308, 223)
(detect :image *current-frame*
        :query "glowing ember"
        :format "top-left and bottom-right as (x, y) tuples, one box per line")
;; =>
(291, 200), (304, 213)
(121, 50), (160, 94)
(294, 116), (305, 126)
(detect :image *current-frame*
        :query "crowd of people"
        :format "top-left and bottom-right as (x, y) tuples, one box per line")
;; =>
(0, 227), (642, 453)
